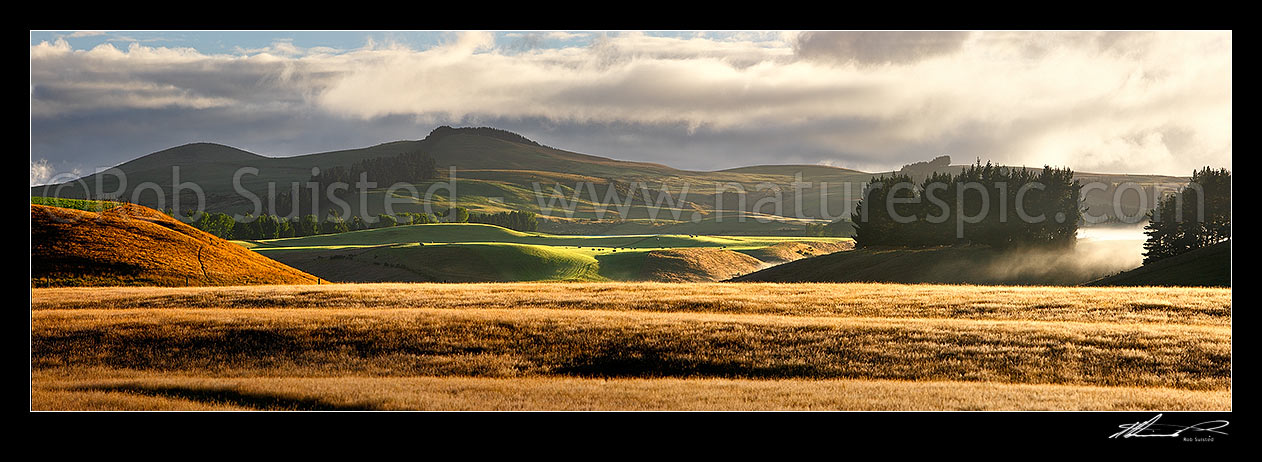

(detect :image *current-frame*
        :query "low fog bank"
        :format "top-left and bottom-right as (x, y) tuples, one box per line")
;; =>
(732, 223), (1154, 285)
(974, 224), (1147, 284)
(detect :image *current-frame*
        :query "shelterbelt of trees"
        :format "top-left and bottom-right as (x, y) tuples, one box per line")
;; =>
(847, 160), (1231, 268)
(166, 206), (539, 241)
(1143, 167), (1231, 264)
(851, 161), (1081, 249)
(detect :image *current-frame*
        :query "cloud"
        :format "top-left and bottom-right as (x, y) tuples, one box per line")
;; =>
(234, 39), (307, 57)
(504, 31), (593, 53)
(30, 158), (54, 187)
(545, 31), (588, 40)
(30, 158), (84, 187)
(791, 31), (971, 65)
(29, 40), (335, 117)
(30, 31), (1232, 177)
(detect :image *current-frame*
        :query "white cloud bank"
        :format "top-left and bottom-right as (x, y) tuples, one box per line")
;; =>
(30, 31), (1231, 175)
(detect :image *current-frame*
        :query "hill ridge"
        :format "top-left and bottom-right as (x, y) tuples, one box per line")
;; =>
(31, 203), (322, 287)
(32, 125), (1193, 228)
(114, 142), (266, 171)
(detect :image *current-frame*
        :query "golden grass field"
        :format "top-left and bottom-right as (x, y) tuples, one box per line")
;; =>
(30, 282), (1231, 411)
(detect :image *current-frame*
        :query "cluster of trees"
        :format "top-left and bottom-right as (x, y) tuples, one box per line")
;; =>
(177, 212), (302, 240)
(425, 125), (542, 147)
(172, 210), (437, 240)
(431, 206), (539, 231)
(311, 151), (439, 190)
(343, 212), (441, 233)
(1142, 167), (1231, 264)
(803, 219), (852, 237)
(467, 210), (539, 232)
(852, 161), (1081, 249)
(437, 206), (469, 224)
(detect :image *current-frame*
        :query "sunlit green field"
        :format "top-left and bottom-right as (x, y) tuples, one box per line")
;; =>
(237, 223), (852, 282)
(29, 196), (121, 212)
(244, 222), (846, 249)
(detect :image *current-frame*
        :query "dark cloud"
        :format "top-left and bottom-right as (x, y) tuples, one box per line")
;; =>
(31, 107), (947, 179)
(792, 31), (971, 65)
(30, 106), (438, 177)
(1094, 31), (1158, 53)
(505, 117), (950, 173)
(29, 52), (327, 116)
(504, 33), (545, 54)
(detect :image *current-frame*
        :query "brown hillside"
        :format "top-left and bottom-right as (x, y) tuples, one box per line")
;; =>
(641, 248), (767, 282)
(742, 241), (854, 263)
(31, 203), (322, 287)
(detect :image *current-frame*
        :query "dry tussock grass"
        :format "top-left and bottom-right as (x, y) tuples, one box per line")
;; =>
(744, 241), (855, 263)
(32, 282), (1232, 326)
(33, 306), (1229, 389)
(30, 282), (1230, 410)
(641, 249), (767, 282)
(31, 204), (320, 287)
(31, 372), (1230, 411)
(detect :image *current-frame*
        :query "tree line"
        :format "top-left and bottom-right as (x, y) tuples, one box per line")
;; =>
(1142, 166), (1231, 264)
(803, 219), (852, 237)
(425, 125), (542, 147)
(851, 161), (1081, 249)
(467, 210), (539, 232)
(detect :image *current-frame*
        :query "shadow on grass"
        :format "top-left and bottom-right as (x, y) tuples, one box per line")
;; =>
(554, 345), (821, 379)
(79, 384), (381, 411)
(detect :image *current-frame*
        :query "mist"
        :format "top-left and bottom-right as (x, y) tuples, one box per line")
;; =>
(977, 224), (1148, 284)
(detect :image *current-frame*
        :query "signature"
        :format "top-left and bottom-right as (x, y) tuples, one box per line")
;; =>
(1109, 414), (1230, 439)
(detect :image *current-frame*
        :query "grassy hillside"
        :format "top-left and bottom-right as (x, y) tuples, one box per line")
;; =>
(30, 196), (121, 212)
(31, 203), (321, 287)
(541, 215), (853, 237)
(244, 222), (852, 283)
(732, 240), (1150, 286)
(31, 128), (697, 215)
(32, 283), (1230, 410)
(322, 243), (604, 282)
(1087, 240), (1231, 287)
(634, 248), (767, 282)
(31, 126), (1187, 234)
(253, 222), (845, 249)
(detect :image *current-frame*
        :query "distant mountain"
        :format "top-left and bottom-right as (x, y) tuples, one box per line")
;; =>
(719, 164), (869, 176)
(31, 126), (1192, 234)
(33, 126), (685, 201)
(114, 142), (267, 170)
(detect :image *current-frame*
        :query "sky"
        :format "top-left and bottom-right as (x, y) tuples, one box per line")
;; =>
(30, 30), (1232, 186)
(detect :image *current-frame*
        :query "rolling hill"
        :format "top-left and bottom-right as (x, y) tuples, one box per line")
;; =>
(32, 125), (1191, 235)
(32, 126), (693, 206)
(635, 248), (768, 282)
(31, 203), (322, 287)
(1086, 240), (1231, 287)
(242, 222), (851, 283)
(730, 240), (1147, 286)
